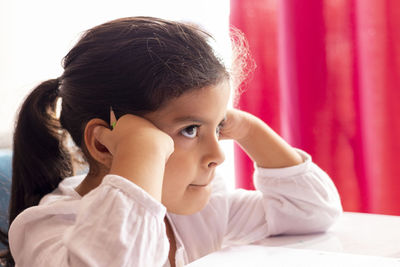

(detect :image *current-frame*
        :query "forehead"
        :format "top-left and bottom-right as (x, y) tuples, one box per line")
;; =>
(146, 82), (231, 126)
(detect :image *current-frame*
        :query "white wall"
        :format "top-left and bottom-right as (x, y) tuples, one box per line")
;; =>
(0, 0), (235, 189)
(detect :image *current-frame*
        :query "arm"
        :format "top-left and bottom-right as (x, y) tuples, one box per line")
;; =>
(220, 109), (302, 168)
(9, 175), (170, 266)
(219, 109), (342, 244)
(10, 115), (174, 266)
(93, 114), (174, 201)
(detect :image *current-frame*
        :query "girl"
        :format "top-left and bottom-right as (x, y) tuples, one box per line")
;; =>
(1, 17), (342, 266)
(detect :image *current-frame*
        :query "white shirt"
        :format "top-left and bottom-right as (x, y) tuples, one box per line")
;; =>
(9, 150), (342, 266)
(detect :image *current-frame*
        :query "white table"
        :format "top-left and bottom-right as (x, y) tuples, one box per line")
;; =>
(187, 212), (400, 266)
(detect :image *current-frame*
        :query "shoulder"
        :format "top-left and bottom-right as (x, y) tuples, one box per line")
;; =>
(10, 175), (84, 241)
(9, 188), (81, 261)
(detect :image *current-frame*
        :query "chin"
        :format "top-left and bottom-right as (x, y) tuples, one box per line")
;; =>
(167, 187), (212, 215)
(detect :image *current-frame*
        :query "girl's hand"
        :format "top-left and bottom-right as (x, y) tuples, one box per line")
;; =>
(94, 114), (174, 161)
(219, 109), (254, 142)
(93, 114), (174, 201)
(220, 109), (303, 168)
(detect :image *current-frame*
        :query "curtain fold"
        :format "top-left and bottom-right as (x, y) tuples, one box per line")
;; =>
(230, 0), (400, 215)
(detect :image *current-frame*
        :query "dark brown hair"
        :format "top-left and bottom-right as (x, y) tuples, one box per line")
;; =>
(0, 16), (231, 265)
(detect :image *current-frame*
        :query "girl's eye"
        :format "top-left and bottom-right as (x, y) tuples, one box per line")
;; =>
(181, 125), (199, 138)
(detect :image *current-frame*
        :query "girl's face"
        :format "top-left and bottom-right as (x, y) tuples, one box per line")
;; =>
(144, 81), (230, 215)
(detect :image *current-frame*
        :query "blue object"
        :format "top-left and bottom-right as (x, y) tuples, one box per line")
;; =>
(0, 149), (12, 250)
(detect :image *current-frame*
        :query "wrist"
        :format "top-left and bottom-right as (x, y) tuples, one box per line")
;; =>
(110, 138), (170, 202)
(235, 114), (259, 145)
(235, 116), (303, 168)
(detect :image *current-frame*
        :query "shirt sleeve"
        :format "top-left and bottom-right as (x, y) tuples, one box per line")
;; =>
(9, 175), (169, 267)
(223, 149), (343, 245)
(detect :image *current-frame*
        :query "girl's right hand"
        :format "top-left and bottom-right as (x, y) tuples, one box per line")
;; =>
(93, 114), (174, 161)
(93, 114), (174, 201)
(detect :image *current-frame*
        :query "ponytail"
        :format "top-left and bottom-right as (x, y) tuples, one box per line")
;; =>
(0, 79), (73, 266)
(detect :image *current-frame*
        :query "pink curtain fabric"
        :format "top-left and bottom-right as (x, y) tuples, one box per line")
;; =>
(230, 0), (400, 215)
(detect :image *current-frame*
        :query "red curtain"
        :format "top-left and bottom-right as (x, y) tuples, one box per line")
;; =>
(230, 0), (400, 215)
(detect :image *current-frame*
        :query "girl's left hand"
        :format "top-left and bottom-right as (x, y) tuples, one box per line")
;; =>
(219, 109), (254, 142)
(220, 109), (303, 168)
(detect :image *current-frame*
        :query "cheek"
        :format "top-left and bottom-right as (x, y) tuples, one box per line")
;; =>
(166, 137), (199, 171)
(161, 141), (208, 213)
(173, 136), (196, 150)
(163, 142), (196, 189)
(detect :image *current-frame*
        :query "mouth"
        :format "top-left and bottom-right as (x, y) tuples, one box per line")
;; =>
(188, 168), (216, 188)
(188, 183), (210, 188)
(189, 175), (214, 188)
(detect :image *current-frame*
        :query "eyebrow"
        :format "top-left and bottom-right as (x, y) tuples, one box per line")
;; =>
(172, 116), (206, 125)
(173, 115), (226, 125)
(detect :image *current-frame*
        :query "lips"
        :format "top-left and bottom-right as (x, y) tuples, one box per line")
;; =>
(189, 176), (214, 187)
(189, 170), (215, 188)
(189, 183), (209, 187)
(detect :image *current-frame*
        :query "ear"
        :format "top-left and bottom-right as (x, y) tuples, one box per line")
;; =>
(84, 118), (113, 169)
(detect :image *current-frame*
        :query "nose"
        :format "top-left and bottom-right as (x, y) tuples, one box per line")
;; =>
(203, 137), (226, 169)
